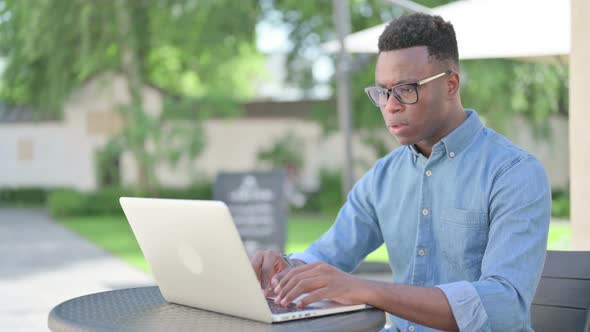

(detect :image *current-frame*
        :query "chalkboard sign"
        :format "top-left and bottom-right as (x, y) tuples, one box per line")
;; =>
(213, 170), (288, 256)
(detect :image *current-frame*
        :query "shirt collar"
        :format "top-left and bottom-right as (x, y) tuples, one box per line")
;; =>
(405, 109), (483, 160)
(407, 144), (421, 158)
(438, 109), (483, 159)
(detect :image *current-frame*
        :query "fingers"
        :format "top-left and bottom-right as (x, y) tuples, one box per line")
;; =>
(274, 262), (319, 293)
(277, 276), (326, 306)
(275, 263), (326, 305)
(260, 251), (282, 292)
(250, 251), (264, 283)
(270, 268), (289, 288)
(297, 288), (331, 308)
(270, 262), (368, 308)
(251, 250), (289, 297)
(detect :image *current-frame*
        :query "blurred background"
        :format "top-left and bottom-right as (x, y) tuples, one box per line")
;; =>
(0, 0), (583, 330)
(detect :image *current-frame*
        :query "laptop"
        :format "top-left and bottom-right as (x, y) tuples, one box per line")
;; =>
(119, 197), (371, 323)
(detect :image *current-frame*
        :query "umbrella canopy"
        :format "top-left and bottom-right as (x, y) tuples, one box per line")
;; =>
(322, 0), (570, 63)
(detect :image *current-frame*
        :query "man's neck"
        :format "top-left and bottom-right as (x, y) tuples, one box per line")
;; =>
(415, 106), (467, 159)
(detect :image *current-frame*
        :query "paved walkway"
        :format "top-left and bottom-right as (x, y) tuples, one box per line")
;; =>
(0, 208), (155, 332)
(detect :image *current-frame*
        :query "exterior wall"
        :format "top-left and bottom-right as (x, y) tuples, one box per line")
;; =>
(0, 73), (162, 191)
(0, 122), (96, 190)
(142, 118), (392, 191)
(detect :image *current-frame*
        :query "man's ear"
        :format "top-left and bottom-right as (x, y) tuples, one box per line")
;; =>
(447, 71), (460, 97)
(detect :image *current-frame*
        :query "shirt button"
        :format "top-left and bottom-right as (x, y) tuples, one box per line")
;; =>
(418, 249), (426, 256)
(409, 326), (416, 332)
(422, 209), (429, 216)
(425, 170), (432, 176)
(449, 151), (456, 158)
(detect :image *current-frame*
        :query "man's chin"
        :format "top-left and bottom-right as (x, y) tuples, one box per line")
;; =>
(392, 135), (415, 146)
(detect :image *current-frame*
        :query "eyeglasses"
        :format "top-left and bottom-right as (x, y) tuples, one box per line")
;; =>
(364, 70), (452, 107)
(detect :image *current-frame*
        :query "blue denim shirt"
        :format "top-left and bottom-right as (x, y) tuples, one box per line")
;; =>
(291, 110), (551, 332)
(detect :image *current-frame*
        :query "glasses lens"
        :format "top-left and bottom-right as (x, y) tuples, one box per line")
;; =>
(393, 85), (418, 104)
(367, 87), (388, 107)
(393, 84), (418, 104)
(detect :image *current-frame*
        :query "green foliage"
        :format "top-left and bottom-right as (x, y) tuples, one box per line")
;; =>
(266, 0), (453, 158)
(257, 132), (304, 170)
(0, 0), (265, 192)
(154, 185), (213, 201)
(461, 59), (568, 135)
(264, 0), (394, 90)
(47, 189), (90, 217)
(0, 1), (120, 117)
(85, 187), (143, 216)
(0, 0), (263, 113)
(0, 187), (49, 206)
(47, 184), (213, 217)
(96, 140), (123, 187)
(162, 95), (242, 120)
(551, 191), (570, 218)
(269, 0), (568, 156)
(311, 56), (391, 156)
(295, 169), (343, 215)
(264, 0), (455, 89)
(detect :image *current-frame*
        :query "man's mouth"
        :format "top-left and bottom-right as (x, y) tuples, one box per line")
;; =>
(387, 121), (409, 134)
(388, 121), (408, 128)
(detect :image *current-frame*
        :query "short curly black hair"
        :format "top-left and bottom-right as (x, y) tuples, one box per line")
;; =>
(378, 13), (459, 67)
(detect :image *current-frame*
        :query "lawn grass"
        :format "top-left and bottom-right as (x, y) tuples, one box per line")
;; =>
(57, 214), (571, 273)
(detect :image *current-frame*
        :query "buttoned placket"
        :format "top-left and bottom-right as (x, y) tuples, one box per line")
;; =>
(410, 151), (438, 289)
(407, 151), (440, 332)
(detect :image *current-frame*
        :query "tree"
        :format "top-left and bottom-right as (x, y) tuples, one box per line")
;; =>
(0, 0), (264, 192)
(264, 0), (568, 158)
(460, 59), (568, 136)
(262, 0), (454, 161)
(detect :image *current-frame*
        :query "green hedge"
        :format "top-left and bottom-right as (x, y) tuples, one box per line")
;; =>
(0, 187), (49, 206)
(551, 191), (570, 218)
(47, 184), (212, 217)
(293, 169), (344, 216)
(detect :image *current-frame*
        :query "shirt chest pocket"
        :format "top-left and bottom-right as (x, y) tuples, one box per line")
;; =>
(437, 208), (489, 273)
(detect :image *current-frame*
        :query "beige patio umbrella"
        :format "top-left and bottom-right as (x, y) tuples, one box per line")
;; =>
(322, 0), (570, 63)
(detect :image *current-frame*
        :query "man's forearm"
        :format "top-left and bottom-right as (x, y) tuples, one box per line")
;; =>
(364, 280), (459, 332)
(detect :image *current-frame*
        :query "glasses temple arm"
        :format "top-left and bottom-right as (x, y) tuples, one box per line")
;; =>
(417, 70), (452, 85)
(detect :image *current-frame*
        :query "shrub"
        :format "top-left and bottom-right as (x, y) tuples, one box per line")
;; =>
(84, 187), (142, 216)
(256, 132), (304, 171)
(0, 187), (49, 206)
(154, 183), (212, 200)
(47, 183), (213, 217)
(295, 169), (343, 216)
(47, 189), (88, 217)
(551, 191), (570, 218)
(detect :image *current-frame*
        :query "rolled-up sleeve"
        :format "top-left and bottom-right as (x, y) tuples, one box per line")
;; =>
(436, 281), (490, 331)
(438, 155), (551, 331)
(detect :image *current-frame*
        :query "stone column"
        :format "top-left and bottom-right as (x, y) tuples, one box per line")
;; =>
(570, 0), (590, 250)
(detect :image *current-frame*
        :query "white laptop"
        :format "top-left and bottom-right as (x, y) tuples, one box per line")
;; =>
(119, 197), (371, 323)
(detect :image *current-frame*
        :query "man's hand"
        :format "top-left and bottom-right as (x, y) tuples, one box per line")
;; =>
(250, 250), (293, 297)
(273, 262), (373, 307)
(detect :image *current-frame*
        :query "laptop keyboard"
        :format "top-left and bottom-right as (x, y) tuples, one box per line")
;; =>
(266, 298), (318, 314)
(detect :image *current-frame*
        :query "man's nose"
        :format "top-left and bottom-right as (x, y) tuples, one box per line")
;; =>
(383, 93), (404, 113)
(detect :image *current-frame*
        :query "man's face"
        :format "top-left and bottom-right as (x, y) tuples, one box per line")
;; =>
(374, 46), (450, 147)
